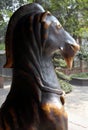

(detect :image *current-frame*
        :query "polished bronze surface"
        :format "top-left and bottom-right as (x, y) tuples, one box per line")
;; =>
(0, 3), (80, 130)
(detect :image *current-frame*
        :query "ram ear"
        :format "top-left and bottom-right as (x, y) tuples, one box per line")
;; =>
(40, 11), (52, 28)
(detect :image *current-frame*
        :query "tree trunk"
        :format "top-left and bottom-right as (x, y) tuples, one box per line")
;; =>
(77, 36), (84, 72)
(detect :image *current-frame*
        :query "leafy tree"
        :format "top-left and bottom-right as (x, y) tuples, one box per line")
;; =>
(0, 0), (28, 44)
(48, 0), (88, 38)
(78, 44), (88, 61)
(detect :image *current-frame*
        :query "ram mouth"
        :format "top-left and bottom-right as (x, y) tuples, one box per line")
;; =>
(60, 43), (80, 69)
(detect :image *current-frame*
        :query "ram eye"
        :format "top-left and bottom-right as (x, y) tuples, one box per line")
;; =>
(54, 21), (62, 29)
(57, 23), (62, 28)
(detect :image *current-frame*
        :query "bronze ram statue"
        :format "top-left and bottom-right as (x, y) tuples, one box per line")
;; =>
(0, 3), (80, 130)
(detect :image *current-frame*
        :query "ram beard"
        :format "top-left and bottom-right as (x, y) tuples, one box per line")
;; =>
(60, 44), (80, 69)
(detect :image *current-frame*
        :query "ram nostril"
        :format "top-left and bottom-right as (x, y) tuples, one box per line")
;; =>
(71, 43), (80, 52)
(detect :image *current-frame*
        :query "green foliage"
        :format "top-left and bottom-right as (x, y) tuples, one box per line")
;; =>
(70, 72), (88, 79)
(53, 58), (67, 68)
(45, 0), (88, 37)
(77, 44), (88, 61)
(53, 50), (67, 68)
(56, 70), (71, 81)
(0, 44), (5, 50)
(79, 27), (88, 38)
(59, 79), (72, 94)
(55, 70), (72, 93)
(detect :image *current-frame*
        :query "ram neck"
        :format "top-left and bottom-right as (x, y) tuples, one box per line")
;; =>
(40, 56), (61, 90)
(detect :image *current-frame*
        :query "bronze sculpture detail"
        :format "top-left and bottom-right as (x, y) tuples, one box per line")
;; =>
(0, 3), (80, 130)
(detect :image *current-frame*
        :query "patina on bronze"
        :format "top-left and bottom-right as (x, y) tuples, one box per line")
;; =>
(0, 3), (80, 130)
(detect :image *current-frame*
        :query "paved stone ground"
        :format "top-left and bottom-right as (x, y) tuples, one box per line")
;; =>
(65, 86), (88, 130)
(0, 82), (88, 130)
